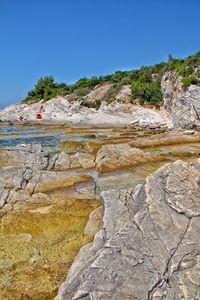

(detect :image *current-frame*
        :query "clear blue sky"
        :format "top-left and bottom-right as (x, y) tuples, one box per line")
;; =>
(0, 0), (199, 109)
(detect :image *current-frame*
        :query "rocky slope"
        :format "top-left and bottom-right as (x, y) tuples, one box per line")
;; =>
(1, 71), (200, 129)
(56, 159), (200, 300)
(0, 83), (170, 128)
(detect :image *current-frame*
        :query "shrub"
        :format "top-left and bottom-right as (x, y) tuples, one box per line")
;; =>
(74, 87), (91, 96)
(111, 71), (123, 83)
(121, 77), (131, 85)
(181, 75), (199, 87)
(82, 99), (101, 110)
(131, 81), (163, 105)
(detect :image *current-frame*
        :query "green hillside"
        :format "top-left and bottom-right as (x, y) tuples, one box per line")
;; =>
(22, 51), (200, 106)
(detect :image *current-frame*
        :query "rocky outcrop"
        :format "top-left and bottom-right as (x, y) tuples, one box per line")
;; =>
(0, 143), (50, 169)
(56, 159), (200, 299)
(162, 71), (200, 129)
(50, 152), (95, 170)
(0, 144), (94, 212)
(82, 83), (112, 104)
(129, 130), (200, 148)
(115, 85), (132, 103)
(0, 85), (170, 129)
(95, 143), (165, 173)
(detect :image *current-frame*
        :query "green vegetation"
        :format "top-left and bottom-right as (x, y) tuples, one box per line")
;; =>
(131, 81), (162, 105)
(181, 75), (199, 87)
(22, 51), (200, 107)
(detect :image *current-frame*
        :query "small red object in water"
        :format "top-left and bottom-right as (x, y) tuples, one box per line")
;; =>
(196, 150), (200, 158)
(36, 113), (43, 119)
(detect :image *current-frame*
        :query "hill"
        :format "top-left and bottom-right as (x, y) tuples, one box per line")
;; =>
(22, 51), (200, 106)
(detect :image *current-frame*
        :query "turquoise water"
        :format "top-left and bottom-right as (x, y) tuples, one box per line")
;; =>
(0, 125), (95, 147)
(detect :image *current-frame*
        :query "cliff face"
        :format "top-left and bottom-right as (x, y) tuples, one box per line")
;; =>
(162, 71), (200, 129)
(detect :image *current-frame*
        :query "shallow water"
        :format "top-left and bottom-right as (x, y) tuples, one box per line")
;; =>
(0, 198), (100, 300)
(0, 125), (117, 148)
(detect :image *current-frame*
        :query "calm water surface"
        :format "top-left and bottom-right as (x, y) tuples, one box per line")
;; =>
(0, 125), (102, 147)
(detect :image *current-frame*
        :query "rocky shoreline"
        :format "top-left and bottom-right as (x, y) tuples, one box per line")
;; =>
(1, 126), (200, 299)
(1, 67), (200, 299)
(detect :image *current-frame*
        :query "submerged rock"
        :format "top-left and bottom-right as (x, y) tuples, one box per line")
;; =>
(56, 159), (200, 300)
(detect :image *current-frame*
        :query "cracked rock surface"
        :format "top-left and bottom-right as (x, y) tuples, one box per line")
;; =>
(95, 143), (164, 173)
(162, 71), (200, 129)
(0, 144), (94, 212)
(56, 159), (200, 300)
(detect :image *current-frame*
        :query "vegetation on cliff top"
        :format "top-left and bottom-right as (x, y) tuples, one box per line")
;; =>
(22, 51), (200, 106)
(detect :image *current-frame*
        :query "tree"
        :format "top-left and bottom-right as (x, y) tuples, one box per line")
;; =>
(34, 76), (56, 100)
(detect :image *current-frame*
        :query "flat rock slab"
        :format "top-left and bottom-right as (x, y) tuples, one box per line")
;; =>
(56, 159), (200, 300)
(95, 143), (163, 173)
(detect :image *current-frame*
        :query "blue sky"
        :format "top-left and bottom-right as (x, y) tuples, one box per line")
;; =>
(0, 0), (199, 108)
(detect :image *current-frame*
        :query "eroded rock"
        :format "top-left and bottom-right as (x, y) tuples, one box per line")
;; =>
(56, 159), (200, 300)
(95, 143), (164, 172)
(50, 152), (95, 171)
(162, 71), (200, 129)
(0, 143), (101, 299)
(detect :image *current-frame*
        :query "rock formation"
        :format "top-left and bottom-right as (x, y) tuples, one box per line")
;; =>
(95, 143), (163, 173)
(56, 159), (200, 299)
(0, 144), (94, 212)
(162, 71), (200, 129)
(0, 143), (101, 299)
(0, 84), (170, 128)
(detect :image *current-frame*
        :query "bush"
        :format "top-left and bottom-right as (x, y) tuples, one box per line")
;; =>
(111, 71), (123, 83)
(74, 87), (91, 96)
(121, 77), (131, 85)
(181, 75), (199, 87)
(75, 76), (100, 89)
(82, 99), (101, 110)
(131, 81), (163, 105)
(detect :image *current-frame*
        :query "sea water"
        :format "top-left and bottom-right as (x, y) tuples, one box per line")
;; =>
(0, 125), (97, 147)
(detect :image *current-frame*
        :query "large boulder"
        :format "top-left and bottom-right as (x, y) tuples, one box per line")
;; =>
(56, 159), (200, 300)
